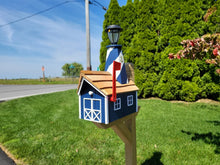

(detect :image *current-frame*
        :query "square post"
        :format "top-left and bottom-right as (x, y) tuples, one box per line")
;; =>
(94, 107), (140, 165)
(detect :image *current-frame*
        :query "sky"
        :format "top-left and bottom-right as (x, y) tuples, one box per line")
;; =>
(0, 0), (126, 79)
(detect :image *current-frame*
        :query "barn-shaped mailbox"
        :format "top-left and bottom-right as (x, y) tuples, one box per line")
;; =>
(77, 70), (139, 124)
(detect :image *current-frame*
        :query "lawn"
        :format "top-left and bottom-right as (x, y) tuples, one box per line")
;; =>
(0, 90), (219, 165)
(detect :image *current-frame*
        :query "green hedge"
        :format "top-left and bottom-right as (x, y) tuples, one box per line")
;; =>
(100, 0), (220, 101)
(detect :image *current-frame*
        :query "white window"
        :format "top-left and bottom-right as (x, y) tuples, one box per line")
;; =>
(127, 95), (133, 106)
(114, 98), (121, 111)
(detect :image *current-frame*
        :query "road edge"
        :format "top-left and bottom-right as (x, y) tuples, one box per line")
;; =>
(0, 144), (26, 165)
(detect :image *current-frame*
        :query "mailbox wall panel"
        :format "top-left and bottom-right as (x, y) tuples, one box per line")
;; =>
(108, 91), (137, 123)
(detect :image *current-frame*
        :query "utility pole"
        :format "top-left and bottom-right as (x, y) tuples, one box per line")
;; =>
(85, 0), (91, 70)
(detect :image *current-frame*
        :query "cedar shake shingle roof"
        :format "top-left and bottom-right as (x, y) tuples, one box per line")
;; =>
(77, 70), (139, 96)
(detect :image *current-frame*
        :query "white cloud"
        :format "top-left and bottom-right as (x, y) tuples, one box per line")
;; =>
(0, 4), (103, 78)
(0, 9), (15, 42)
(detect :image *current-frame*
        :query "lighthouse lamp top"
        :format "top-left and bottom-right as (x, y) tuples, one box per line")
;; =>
(105, 25), (122, 45)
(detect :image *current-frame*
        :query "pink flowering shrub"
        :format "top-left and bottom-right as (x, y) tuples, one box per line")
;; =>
(169, 34), (220, 75)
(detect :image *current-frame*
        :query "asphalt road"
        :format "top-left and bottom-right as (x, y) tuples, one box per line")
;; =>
(0, 84), (78, 101)
(0, 148), (16, 165)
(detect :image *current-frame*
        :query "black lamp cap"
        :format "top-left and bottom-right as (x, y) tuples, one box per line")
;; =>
(105, 25), (122, 32)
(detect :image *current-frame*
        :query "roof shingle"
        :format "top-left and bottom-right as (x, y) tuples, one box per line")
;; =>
(78, 70), (139, 96)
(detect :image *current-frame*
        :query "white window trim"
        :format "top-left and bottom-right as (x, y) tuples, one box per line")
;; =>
(127, 95), (133, 106)
(114, 98), (121, 111)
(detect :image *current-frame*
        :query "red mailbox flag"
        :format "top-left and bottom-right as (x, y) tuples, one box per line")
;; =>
(114, 61), (121, 70)
(110, 61), (121, 102)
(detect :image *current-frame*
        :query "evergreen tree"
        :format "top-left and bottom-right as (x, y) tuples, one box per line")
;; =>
(134, 0), (139, 6)
(207, 0), (220, 33)
(99, 0), (220, 101)
(120, 0), (136, 58)
(127, 0), (159, 97)
(99, 0), (121, 70)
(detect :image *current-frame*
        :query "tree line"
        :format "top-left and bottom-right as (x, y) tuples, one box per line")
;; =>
(100, 0), (220, 101)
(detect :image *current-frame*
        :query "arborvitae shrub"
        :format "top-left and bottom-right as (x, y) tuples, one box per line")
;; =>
(100, 0), (220, 101)
(180, 81), (200, 102)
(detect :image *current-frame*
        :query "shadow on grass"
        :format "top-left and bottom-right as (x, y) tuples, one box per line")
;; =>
(206, 120), (220, 126)
(141, 152), (163, 165)
(181, 130), (220, 154)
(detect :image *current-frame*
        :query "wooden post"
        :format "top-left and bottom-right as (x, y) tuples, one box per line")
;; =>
(112, 114), (137, 165)
(94, 107), (140, 165)
(125, 115), (137, 165)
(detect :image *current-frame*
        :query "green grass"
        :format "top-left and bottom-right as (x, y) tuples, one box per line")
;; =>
(0, 90), (219, 165)
(0, 77), (79, 85)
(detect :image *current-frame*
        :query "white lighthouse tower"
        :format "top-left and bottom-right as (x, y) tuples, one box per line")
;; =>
(104, 25), (128, 84)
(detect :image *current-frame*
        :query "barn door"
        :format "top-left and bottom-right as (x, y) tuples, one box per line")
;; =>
(84, 98), (101, 123)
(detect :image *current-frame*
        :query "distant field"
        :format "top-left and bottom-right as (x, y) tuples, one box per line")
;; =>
(0, 77), (79, 85)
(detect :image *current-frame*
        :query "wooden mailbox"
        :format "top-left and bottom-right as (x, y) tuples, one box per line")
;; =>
(77, 70), (139, 124)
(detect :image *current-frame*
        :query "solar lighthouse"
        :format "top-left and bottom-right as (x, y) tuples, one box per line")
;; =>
(77, 24), (139, 165)
(105, 25), (128, 84)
